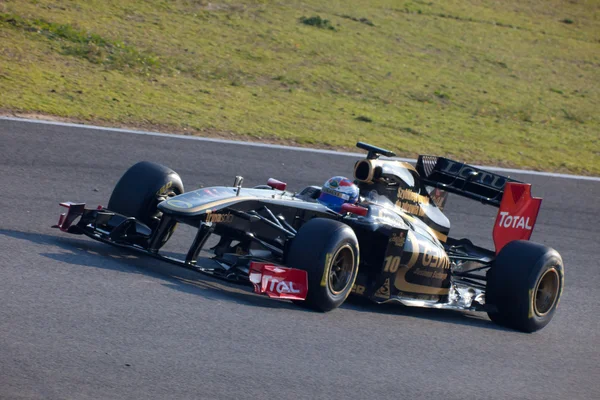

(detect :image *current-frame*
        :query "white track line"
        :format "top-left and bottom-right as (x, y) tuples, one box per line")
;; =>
(2, 116), (598, 181)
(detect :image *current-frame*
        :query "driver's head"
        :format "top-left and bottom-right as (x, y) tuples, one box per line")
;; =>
(317, 176), (359, 212)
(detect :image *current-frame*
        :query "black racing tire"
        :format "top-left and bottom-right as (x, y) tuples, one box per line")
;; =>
(486, 240), (564, 333)
(107, 161), (184, 231)
(286, 218), (359, 312)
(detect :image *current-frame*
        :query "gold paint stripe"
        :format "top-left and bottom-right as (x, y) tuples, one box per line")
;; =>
(398, 161), (418, 173)
(394, 230), (449, 295)
(403, 212), (448, 243)
(429, 229), (448, 243)
(394, 265), (450, 295)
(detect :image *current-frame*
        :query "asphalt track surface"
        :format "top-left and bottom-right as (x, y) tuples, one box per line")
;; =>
(1, 119), (599, 400)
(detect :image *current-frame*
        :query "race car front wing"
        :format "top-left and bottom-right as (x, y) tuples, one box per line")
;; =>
(52, 201), (309, 300)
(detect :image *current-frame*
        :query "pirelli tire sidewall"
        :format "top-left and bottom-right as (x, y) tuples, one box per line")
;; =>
(486, 240), (564, 333)
(107, 161), (184, 230)
(287, 218), (359, 312)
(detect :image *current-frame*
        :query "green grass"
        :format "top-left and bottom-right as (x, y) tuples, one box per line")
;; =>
(0, 0), (598, 175)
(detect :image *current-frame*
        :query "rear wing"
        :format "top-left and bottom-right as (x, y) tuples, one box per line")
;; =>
(416, 156), (521, 207)
(416, 156), (542, 253)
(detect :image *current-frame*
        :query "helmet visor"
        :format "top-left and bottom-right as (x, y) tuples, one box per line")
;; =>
(317, 192), (347, 211)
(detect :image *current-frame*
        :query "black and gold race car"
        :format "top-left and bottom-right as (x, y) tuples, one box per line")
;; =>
(54, 142), (564, 332)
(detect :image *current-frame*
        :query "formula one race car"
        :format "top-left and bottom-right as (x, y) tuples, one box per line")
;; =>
(54, 142), (564, 332)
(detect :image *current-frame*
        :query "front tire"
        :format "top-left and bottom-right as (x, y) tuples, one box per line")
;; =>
(107, 161), (184, 247)
(286, 218), (359, 312)
(486, 240), (564, 333)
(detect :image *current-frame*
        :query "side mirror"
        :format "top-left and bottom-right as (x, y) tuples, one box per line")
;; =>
(267, 178), (287, 191)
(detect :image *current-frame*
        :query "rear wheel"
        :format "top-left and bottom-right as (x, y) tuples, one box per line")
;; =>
(486, 240), (564, 333)
(286, 218), (359, 311)
(107, 161), (184, 247)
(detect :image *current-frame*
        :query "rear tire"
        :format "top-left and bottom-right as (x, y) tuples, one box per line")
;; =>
(108, 161), (184, 245)
(486, 240), (564, 333)
(286, 218), (359, 312)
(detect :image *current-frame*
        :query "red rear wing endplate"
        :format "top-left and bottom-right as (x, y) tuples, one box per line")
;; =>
(493, 183), (542, 254)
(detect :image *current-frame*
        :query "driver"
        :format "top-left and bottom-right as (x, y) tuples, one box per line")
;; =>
(317, 176), (360, 212)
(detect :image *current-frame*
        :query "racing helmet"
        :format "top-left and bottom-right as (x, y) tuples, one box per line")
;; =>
(317, 176), (359, 212)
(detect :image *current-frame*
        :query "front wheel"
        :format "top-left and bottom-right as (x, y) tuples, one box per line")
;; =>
(486, 240), (564, 333)
(286, 218), (359, 312)
(107, 161), (184, 248)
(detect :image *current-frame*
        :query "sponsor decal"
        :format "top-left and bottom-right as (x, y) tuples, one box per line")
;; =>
(439, 160), (507, 190)
(397, 242), (450, 281)
(411, 267), (448, 280)
(264, 278), (301, 294)
(322, 186), (350, 200)
(390, 232), (406, 248)
(395, 189), (429, 217)
(374, 278), (391, 298)
(351, 284), (366, 295)
(493, 182), (542, 254)
(397, 189), (430, 205)
(249, 262), (308, 300)
(389, 230), (451, 296)
(429, 188), (448, 210)
(202, 188), (219, 197)
(395, 200), (425, 217)
(497, 212), (533, 230)
(422, 246), (451, 270)
(205, 210), (234, 224)
(394, 266), (450, 296)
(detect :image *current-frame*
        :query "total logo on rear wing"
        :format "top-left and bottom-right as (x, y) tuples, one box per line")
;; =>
(492, 182), (542, 254)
